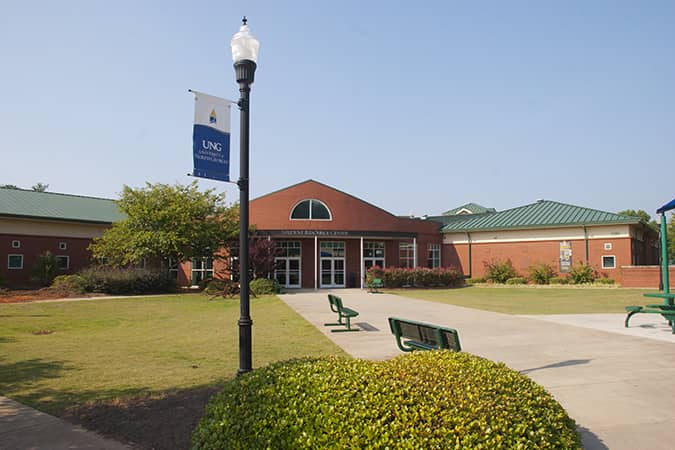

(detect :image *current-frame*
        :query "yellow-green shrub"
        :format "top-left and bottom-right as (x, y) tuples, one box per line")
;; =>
(192, 352), (580, 449)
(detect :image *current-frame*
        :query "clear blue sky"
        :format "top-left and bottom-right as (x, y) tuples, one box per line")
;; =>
(1, 1), (674, 219)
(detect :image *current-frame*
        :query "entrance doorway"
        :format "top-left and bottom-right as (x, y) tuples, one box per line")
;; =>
(320, 241), (345, 288)
(275, 241), (301, 288)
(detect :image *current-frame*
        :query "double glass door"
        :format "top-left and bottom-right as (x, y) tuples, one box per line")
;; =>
(320, 241), (345, 288)
(275, 258), (300, 288)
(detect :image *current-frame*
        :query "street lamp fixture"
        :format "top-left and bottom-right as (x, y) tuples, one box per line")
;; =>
(231, 17), (259, 376)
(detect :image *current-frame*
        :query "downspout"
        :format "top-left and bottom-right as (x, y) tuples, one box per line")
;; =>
(583, 226), (589, 265)
(467, 232), (472, 278)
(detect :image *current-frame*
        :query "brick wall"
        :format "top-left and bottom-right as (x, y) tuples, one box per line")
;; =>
(621, 266), (675, 288)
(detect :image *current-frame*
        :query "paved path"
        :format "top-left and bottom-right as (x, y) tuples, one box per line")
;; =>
(0, 396), (130, 450)
(279, 289), (675, 450)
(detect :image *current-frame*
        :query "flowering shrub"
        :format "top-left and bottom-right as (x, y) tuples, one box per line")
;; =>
(365, 265), (384, 285)
(382, 267), (463, 288)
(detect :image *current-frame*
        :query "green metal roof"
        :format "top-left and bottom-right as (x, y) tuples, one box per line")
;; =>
(440, 200), (640, 232)
(443, 203), (496, 215)
(0, 187), (124, 224)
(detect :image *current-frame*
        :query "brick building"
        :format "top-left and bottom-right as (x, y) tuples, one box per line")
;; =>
(0, 187), (123, 286)
(0, 181), (662, 288)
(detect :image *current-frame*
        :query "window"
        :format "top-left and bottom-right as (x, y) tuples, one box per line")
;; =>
(59, 242), (67, 250)
(364, 242), (385, 258)
(11, 240), (20, 248)
(399, 242), (415, 268)
(604, 243), (612, 251)
(290, 199), (331, 220)
(8, 254), (23, 269)
(56, 255), (69, 270)
(320, 241), (345, 257)
(191, 257), (214, 285)
(277, 241), (301, 257)
(168, 258), (179, 280)
(427, 244), (441, 268)
(602, 255), (616, 269)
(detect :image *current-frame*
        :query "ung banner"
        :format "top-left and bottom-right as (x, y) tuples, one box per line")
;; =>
(190, 90), (233, 182)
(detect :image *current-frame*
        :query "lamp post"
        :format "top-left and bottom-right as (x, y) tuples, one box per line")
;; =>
(231, 17), (259, 376)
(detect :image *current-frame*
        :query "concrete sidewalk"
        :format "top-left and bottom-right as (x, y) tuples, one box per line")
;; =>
(0, 396), (130, 450)
(279, 289), (675, 450)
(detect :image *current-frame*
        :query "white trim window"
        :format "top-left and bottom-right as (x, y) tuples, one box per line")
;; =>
(427, 244), (441, 268)
(602, 255), (616, 269)
(603, 243), (612, 251)
(56, 255), (70, 270)
(59, 242), (67, 250)
(168, 258), (179, 280)
(11, 240), (20, 249)
(8, 254), (23, 269)
(290, 199), (332, 220)
(191, 257), (214, 285)
(399, 242), (415, 268)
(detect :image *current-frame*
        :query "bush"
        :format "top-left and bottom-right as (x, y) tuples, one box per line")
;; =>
(549, 276), (569, 285)
(31, 251), (58, 286)
(77, 266), (176, 295)
(50, 275), (87, 295)
(569, 262), (596, 284)
(365, 265), (384, 285)
(192, 352), (581, 449)
(250, 277), (281, 295)
(202, 279), (225, 295)
(594, 278), (615, 285)
(506, 277), (527, 285)
(381, 267), (463, 288)
(528, 263), (556, 285)
(466, 277), (486, 284)
(483, 259), (517, 284)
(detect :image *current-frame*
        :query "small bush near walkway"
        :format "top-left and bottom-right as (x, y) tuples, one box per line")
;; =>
(379, 267), (463, 288)
(192, 352), (581, 449)
(77, 266), (176, 295)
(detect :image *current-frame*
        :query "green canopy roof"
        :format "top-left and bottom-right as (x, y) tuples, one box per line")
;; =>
(440, 200), (640, 232)
(0, 187), (124, 224)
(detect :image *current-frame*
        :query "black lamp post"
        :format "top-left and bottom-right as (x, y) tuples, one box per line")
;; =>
(231, 17), (259, 376)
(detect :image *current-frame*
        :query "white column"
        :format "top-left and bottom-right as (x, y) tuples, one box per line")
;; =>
(413, 237), (417, 267)
(360, 237), (364, 289)
(314, 236), (318, 290)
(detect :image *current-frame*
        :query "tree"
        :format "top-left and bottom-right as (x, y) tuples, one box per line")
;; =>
(248, 236), (280, 279)
(90, 182), (238, 266)
(618, 209), (658, 230)
(31, 182), (49, 192)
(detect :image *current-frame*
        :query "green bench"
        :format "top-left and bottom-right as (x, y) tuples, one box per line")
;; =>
(367, 277), (384, 293)
(625, 305), (675, 334)
(388, 317), (461, 352)
(324, 294), (359, 332)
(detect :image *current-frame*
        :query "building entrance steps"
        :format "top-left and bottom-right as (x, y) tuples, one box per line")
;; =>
(279, 289), (675, 450)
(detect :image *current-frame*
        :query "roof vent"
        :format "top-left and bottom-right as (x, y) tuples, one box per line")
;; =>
(536, 199), (545, 203)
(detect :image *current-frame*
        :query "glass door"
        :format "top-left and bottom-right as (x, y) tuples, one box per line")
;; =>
(274, 241), (302, 288)
(320, 241), (345, 288)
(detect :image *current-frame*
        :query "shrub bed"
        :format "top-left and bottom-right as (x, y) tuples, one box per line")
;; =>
(77, 266), (175, 295)
(381, 267), (463, 288)
(506, 277), (527, 285)
(249, 277), (281, 295)
(484, 259), (517, 284)
(192, 352), (580, 449)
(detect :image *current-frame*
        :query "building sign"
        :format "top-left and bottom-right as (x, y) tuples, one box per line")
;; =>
(190, 90), (233, 182)
(262, 230), (416, 238)
(560, 240), (572, 273)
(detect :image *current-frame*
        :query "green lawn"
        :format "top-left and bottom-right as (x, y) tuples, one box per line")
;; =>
(389, 286), (655, 314)
(0, 294), (345, 415)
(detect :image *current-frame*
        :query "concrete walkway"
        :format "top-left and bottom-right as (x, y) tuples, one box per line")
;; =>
(0, 396), (130, 450)
(279, 289), (675, 450)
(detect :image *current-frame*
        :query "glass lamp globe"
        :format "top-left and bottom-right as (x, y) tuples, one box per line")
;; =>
(231, 18), (260, 64)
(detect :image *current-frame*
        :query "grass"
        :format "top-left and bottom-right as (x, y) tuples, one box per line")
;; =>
(388, 285), (656, 314)
(0, 294), (346, 415)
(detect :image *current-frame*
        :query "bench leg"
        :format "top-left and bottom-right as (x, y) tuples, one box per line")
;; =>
(625, 311), (639, 328)
(331, 316), (360, 332)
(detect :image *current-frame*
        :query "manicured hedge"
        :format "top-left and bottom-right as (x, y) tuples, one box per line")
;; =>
(192, 352), (580, 449)
(77, 266), (175, 295)
(381, 267), (463, 288)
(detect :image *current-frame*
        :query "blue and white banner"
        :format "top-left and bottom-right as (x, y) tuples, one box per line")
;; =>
(190, 90), (234, 182)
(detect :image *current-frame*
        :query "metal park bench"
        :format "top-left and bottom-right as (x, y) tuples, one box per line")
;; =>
(625, 292), (675, 334)
(388, 317), (461, 352)
(367, 277), (384, 293)
(324, 294), (360, 332)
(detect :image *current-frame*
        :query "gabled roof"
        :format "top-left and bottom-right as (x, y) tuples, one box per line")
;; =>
(443, 203), (496, 216)
(0, 187), (124, 224)
(440, 199), (641, 232)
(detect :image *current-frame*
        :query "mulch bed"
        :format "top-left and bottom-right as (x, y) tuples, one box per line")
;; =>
(0, 288), (105, 304)
(62, 386), (223, 450)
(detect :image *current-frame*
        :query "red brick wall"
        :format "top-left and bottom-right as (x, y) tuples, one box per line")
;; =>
(621, 266), (675, 288)
(446, 237), (637, 283)
(1, 234), (94, 286)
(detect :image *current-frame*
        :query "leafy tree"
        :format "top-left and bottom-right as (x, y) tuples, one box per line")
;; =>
(90, 182), (238, 266)
(31, 182), (49, 192)
(31, 251), (58, 286)
(618, 209), (658, 230)
(248, 236), (280, 279)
